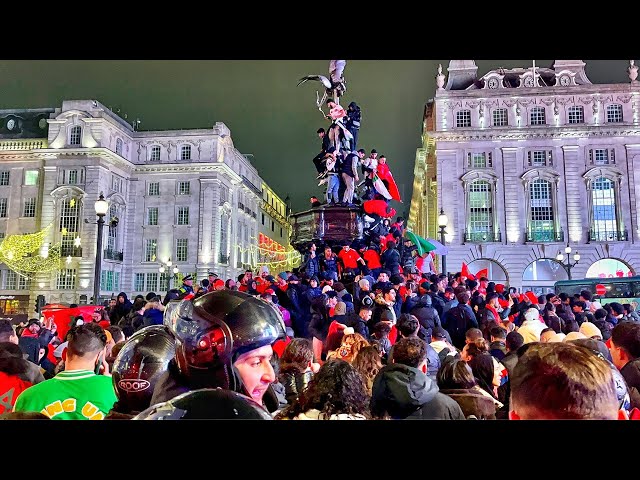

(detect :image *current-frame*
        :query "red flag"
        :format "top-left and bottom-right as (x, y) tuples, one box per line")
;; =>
(461, 262), (475, 281)
(475, 268), (489, 280)
(525, 291), (539, 305)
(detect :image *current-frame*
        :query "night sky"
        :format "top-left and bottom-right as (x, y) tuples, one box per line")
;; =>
(0, 60), (631, 213)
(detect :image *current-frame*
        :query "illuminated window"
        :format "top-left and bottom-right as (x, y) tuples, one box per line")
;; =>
(0, 198), (7, 218)
(148, 182), (160, 196)
(18, 275), (30, 290)
(529, 179), (554, 241)
(0, 172), (9, 186)
(57, 269), (77, 289)
(134, 273), (145, 291)
(591, 177), (619, 241)
(468, 180), (492, 241)
(5, 270), (16, 290)
(24, 170), (39, 186)
(145, 239), (157, 262)
(68, 170), (79, 185)
(146, 272), (158, 291)
(107, 204), (118, 252)
(177, 207), (189, 225)
(60, 198), (79, 255)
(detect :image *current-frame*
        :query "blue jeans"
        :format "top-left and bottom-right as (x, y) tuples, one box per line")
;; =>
(327, 174), (340, 203)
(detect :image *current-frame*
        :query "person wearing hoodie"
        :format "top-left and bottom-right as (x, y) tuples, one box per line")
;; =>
(345, 101), (361, 151)
(517, 307), (548, 344)
(112, 292), (133, 325)
(143, 293), (164, 327)
(370, 336), (465, 420)
(410, 294), (441, 342)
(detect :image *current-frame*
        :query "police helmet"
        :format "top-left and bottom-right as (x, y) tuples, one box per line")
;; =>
(133, 388), (272, 420)
(111, 325), (176, 413)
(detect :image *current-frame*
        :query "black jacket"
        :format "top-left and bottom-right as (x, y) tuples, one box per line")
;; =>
(279, 370), (313, 405)
(621, 358), (640, 410)
(371, 363), (465, 420)
(380, 248), (400, 275)
(410, 298), (441, 341)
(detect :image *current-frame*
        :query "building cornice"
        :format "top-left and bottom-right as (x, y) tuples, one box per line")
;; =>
(435, 83), (640, 99)
(429, 126), (640, 142)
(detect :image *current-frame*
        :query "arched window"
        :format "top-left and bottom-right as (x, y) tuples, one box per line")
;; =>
(467, 180), (493, 242)
(115, 138), (123, 155)
(69, 126), (82, 146)
(529, 179), (555, 241)
(150, 145), (161, 162)
(530, 106), (546, 126)
(567, 106), (584, 124)
(590, 177), (619, 241)
(107, 204), (118, 254)
(219, 211), (229, 263)
(181, 144), (191, 160)
(606, 104), (623, 123)
(586, 259), (634, 278)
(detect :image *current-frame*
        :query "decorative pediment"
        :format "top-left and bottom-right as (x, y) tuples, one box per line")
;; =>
(583, 166), (622, 183)
(461, 170), (497, 184)
(521, 168), (560, 184)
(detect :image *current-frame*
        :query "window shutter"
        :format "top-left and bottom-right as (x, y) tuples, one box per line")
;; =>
(548, 150), (553, 166)
(467, 152), (471, 168)
(589, 149), (593, 165)
(488, 152), (493, 167)
(527, 151), (532, 167)
(611, 148), (615, 164)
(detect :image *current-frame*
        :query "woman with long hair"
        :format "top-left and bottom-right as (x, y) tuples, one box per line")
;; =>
(436, 358), (497, 419)
(276, 360), (369, 420)
(327, 333), (370, 363)
(0, 342), (34, 414)
(352, 346), (382, 397)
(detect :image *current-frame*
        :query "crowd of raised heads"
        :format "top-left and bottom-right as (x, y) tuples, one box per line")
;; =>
(2, 246), (640, 421)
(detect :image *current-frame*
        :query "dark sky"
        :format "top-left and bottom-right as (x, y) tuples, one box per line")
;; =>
(0, 60), (630, 212)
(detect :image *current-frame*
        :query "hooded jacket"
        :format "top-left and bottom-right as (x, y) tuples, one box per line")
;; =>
(410, 295), (441, 341)
(112, 292), (133, 324)
(370, 363), (465, 420)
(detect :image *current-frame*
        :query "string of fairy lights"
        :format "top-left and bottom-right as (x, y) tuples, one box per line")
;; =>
(0, 224), (63, 278)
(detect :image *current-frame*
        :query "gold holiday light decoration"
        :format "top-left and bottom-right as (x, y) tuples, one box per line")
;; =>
(0, 224), (63, 276)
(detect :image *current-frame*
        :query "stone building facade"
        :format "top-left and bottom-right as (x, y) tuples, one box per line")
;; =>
(408, 60), (640, 293)
(0, 99), (290, 313)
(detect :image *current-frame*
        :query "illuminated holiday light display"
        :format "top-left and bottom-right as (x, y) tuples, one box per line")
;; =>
(0, 224), (62, 277)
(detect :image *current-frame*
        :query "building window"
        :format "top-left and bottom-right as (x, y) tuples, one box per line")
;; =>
(107, 204), (118, 253)
(492, 108), (508, 127)
(176, 238), (188, 262)
(114, 271), (120, 290)
(148, 207), (159, 226)
(530, 107), (546, 126)
(60, 198), (79, 256)
(606, 104), (623, 123)
(261, 213), (265, 225)
(568, 106), (584, 124)
(146, 272), (158, 291)
(467, 152), (492, 169)
(23, 198), (36, 217)
(69, 126), (82, 146)
(527, 150), (552, 167)
(178, 181), (190, 195)
(18, 275), (30, 290)
(529, 179), (554, 241)
(271, 220), (275, 232)
(591, 177), (618, 241)
(148, 182), (160, 196)
(134, 273), (145, 291)
(111, 175), (123, 193)
(456, 110), (471, 128)
(68, 170), (79, 185)
(0, 171), (9, 186)
(116, 138), (123, 155)
(0, 198), (7, 218)
(4, 270), (17, 290)
(467, 180), (493, 241)
(57, 269), (77, 290)
(24, 170), (39, 186)
(177, 207), (189, 225)
(145, 239), (157, 262)
(101, 270), (114, 291)
(219, 185), (228, 205)
(150, 146), (161, 162)
(181, 145), (191, 160)
(591, 148), (613, 165)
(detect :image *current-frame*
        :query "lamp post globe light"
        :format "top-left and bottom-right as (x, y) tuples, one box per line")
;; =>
(556, 244), (580, 280)
(93, 193), (109, 306)
(438, 208), (448, 276)
(158, 258), (179, 291)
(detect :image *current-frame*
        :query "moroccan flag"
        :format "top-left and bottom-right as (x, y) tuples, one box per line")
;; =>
(475, 268), (489, 280)
(461, 262), (475, 281)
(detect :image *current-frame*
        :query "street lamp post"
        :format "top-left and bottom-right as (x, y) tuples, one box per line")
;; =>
(438, 208), (448, 276)
(159, 258), (179, 292)
(556, 244), (580, 280)
(93, 193), (109, 306)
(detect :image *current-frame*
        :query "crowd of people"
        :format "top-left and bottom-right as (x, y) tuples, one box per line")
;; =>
(2, 253), (640, 420)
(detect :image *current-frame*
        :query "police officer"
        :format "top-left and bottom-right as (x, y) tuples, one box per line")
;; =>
(178, 274), (194, 296)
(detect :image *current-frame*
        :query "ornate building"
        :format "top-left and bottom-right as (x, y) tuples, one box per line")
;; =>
(409, 60), (640, 294)
(258, 182), (298, 273)
(0, 99), (289, 314)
